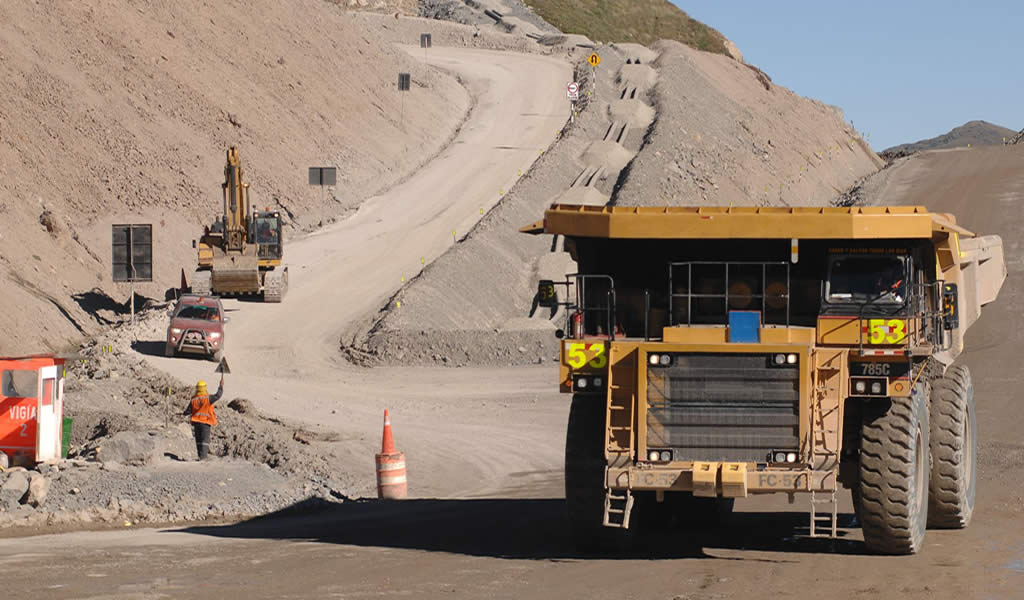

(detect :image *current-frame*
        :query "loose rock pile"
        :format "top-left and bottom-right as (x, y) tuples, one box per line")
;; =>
(0, 307), (356, 531)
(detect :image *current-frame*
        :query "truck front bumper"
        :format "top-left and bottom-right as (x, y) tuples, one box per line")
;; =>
(606, 462), (838, 497)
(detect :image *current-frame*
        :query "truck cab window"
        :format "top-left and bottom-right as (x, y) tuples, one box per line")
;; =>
(826, 256), (907, 305)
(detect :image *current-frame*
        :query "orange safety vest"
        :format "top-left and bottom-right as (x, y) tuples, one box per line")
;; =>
(190, 393), (218, 427)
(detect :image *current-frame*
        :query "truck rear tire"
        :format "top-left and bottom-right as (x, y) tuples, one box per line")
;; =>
(858, 382), (930, 554)
(928, 365), (976, 529)
(564, 396), (632, 553)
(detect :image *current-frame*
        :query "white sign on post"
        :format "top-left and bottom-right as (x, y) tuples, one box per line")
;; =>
(567, 82), (580, 101)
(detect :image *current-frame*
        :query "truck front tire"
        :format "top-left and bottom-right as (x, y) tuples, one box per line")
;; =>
(928, 364), (976, 528)
(564, 395), (632, 553)
(858, 382), (930, 554)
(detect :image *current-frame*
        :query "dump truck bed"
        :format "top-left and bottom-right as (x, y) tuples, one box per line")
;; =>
(524, 203), (1006, 363)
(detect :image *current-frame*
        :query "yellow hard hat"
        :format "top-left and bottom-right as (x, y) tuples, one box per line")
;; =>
(195, 380), (208, 394)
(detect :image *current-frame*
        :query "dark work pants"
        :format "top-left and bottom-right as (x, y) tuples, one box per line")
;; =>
(193, 423), (212, 460)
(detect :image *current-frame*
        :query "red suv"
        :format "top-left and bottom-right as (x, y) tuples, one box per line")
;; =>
(165, 295), (227, 361)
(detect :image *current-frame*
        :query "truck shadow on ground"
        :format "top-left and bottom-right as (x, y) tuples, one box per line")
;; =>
(176, 498), (867, 560)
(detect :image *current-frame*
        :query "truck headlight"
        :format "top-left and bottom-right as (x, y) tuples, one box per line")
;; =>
(593, 377), (602, 387)
(660, 450), (672, 461)
(786, 353), (798, 364)
(649, 354), (660, 365)
(577, 377), (588, 389)
(170, 328), (182, 335)
(871, 382), (882, 394)
(208, 332), (221, 339)
(659, 354), (671, 366)
(774, 354), (786, 365)
(855, 381), (866, 394)
(648, 451), (659, 461)
(786, 452), (797, 463)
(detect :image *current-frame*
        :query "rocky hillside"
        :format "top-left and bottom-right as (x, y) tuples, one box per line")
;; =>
(882, 120), (1017, 156)
(0, 0), (470, 355)
(354, 40), (881, 367)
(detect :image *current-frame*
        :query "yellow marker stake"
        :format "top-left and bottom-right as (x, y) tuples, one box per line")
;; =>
(517, 170), (521, 176)
(401, 277), (405, 283)
(421, 257), (425, 265)
(396, 301), (401, 309)
(480, 208), (484, 214)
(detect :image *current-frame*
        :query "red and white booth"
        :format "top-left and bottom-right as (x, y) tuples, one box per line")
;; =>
(0, 356), (65, 466)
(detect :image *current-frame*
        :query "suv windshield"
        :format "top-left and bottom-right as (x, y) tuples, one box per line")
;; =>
(826, 256), (907, 305)
(177, 304), (220, 321)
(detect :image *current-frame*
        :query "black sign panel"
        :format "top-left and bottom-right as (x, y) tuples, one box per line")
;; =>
(112, 224), (153, 282)
(420, 33), (432, 48)
(537, 279), (558, 308)
(308, 167), (337, 186)
(398, 73), (411, 91)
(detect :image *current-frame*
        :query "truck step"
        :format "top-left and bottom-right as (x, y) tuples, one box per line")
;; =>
(602, 489), (634, 529)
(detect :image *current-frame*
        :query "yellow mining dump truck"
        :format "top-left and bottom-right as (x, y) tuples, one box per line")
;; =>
(192, 147), (288, 302)
(523, 204), (1005, 554)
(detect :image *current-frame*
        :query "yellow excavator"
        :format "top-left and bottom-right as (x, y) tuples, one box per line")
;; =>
(192, 147), (288, 302)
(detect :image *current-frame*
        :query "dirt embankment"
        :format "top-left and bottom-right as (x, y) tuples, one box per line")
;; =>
(0, 0), (470, 355)
(612, 40), (882, 207)
(356, 39), (882, 367)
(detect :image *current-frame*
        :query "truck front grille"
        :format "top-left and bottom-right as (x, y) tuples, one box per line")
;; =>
(646, 353), (799, 462)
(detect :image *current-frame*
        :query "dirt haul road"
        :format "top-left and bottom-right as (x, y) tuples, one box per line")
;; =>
(133, 46), (573, 501)
(3, 99), (1024, 600)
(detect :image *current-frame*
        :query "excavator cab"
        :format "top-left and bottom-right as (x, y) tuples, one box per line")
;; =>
(253, 210), (283, 260)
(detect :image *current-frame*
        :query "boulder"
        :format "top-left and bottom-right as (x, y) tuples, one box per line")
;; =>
(1, 471), (29, 510)
(24, 473), (49, 508)
(0, 451), (8, 470)
(94, 431), (158, 466)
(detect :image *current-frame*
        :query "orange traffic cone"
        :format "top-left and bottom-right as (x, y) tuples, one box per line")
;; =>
(375, 410), (407, 499)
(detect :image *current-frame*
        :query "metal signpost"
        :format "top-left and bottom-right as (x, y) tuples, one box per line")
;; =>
(308, 166), (337, 205)
(398, 72), (411, 129)
(588, 52), (600, 99)
(567, 82), (579, 123)
(111, 224), (153, 325)
(420, 33), (432, 62)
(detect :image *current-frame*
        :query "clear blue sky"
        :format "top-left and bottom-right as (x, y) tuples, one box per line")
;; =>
(676, 2), (1023, 150)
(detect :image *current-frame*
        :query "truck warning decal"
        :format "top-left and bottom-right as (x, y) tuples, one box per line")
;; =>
(565, 342), (607, 369)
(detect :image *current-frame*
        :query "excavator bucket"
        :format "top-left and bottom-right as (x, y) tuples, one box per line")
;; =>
(211, 253), (259, 293)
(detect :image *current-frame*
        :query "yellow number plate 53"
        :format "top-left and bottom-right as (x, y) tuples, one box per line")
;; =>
(866, 319), (907, 344)
(565, 342), (607, 369)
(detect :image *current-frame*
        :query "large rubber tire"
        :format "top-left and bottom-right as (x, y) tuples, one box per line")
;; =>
(564, 396), (632, 552)
(928, 365), (976, 528)
(858, 382), (930, 554)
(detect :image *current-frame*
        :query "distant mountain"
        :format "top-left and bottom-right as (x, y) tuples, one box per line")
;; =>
(883, 120), (1017, 156)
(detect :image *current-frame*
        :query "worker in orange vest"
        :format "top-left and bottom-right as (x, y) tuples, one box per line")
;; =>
(183, 374), (224, 460)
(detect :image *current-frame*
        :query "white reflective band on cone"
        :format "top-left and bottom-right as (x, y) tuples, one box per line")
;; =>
(379, 475), (408, 485)
(376, 461), (406, 471)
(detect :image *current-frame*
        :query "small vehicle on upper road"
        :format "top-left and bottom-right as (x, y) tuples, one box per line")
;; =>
(165, 294), (227, 361)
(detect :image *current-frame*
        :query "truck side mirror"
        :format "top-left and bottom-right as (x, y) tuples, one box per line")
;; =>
(942, 283), (959, 330)
(537, 279), (558, 308)
(192, 240), (197, 249)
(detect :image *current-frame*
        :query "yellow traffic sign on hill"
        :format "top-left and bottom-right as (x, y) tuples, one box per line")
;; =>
(588, 52), (601, 67)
